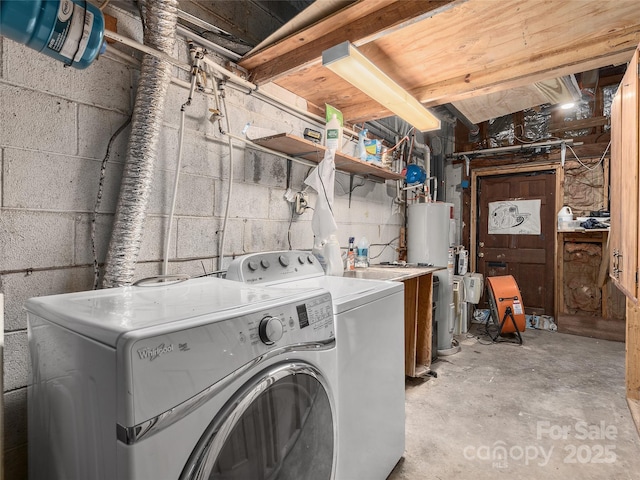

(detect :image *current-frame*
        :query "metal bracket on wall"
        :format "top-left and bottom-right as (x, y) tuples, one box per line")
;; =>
(349, 174), (354, 208)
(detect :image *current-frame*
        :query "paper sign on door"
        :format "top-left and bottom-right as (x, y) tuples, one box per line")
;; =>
(488, 199), (541, 235)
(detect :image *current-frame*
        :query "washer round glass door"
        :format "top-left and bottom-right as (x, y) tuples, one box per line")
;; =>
(181, 362), (335, 480)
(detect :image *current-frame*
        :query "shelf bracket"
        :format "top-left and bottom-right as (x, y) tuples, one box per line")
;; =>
(286, 157), (292, 190)
(349, 174), (354, 208)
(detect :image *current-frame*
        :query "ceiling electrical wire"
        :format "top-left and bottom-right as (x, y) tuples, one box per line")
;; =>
(514, 124), (539, 144)
(567, 140), (610, 171)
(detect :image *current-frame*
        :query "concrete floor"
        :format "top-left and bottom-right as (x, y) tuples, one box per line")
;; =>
(389, 326), (640, 480)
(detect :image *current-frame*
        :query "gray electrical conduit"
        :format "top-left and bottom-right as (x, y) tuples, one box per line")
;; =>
(104, 31), (360, 139)
(161, 50), (202, 276)
(207, 79), (322, 270)
(101, 0), (178, 288)
(104, 28), (190, 71)
(107, 45), (333, 164)
(212, 80), (234, 272)
(106, 28), (414, 170)
(105, 44), (217, 96)
(214, 130), (321, 271)
(105, 31), (327, 132)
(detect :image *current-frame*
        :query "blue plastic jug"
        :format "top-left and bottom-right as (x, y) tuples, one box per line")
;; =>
(0, 0), (105, 69)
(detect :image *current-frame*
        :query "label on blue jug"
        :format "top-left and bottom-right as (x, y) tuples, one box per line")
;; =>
(48, 0), (94, 62)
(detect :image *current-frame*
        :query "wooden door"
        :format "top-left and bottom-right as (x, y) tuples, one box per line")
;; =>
(609, 47), (639, 301)
(476, 170), (556, 315)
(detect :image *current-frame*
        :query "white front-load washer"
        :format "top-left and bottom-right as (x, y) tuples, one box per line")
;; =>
(26, 276), (337, 480)
(226, 251), (405, 480)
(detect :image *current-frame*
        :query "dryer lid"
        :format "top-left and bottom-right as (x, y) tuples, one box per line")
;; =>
(25, 277), (328, 346)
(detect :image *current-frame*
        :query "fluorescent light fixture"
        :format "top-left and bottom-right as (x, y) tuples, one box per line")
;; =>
(322, 41), (441, 132)
(560, 102), (575, 110)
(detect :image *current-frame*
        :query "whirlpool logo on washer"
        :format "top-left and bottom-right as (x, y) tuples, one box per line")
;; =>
(137, 343), (175, 361)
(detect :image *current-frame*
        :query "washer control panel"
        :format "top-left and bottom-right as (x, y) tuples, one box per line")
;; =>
(126, 290), (334, 425)
(226, 250), (324, 284)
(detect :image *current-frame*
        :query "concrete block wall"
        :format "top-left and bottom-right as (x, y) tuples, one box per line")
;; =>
(0, 7), (402, 477)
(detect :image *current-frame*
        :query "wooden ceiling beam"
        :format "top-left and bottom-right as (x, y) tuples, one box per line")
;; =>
(246, 0), (640, 125)
(420, 50), (635, 108)
(239, 0), (455, 84)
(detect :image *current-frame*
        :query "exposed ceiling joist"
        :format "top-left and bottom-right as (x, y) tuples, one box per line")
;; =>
(238, 0), (640, 126)
(240, 0), (453, 84)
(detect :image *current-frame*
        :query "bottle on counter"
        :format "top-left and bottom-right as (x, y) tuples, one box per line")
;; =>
(355, 236), (370, 268)
(346, 236), (356, 271)
(324, 234), (344, 277)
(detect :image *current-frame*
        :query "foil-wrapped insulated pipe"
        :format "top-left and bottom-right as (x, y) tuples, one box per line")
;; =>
(102, 0), (178, 288)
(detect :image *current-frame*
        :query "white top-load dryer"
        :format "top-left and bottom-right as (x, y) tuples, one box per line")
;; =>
(26, 277), (338, 480)
(227, 251), (405, 480)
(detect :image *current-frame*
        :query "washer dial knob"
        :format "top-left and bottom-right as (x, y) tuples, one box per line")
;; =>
(279, 255), (290, 267)
(258, 316), (284, 345)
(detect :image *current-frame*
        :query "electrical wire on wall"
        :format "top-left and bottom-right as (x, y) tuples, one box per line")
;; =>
(91, 115), (132, 289)
(369, 237), (400, 260)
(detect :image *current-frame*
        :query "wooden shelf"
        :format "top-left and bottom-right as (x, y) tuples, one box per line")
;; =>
(252, 133), (404, 181)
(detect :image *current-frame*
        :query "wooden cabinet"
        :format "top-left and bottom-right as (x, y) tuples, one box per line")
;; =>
(610, 46), (639, 301)
(402, 274), (434, 377)
(611, 43), (640, 437)
(343, 266), (440, 377)
(556, 230), (625, 341)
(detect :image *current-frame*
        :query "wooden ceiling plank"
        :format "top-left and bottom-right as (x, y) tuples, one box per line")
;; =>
(241, 0), (453, 84)
(257, 0), (640, 125)
(240, 0), (394, 69)
(416, 44), (638, 106)
(548, 116), (610, 134)
(273, 46), (634, 124)
(362, 0), (640, 92)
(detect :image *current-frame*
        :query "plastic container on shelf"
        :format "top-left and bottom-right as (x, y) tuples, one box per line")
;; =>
(355, 236), (370, 268)
(557, 206), (573, 230)
(356, 130), (368, 161)
(325, 114), (342, 151)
